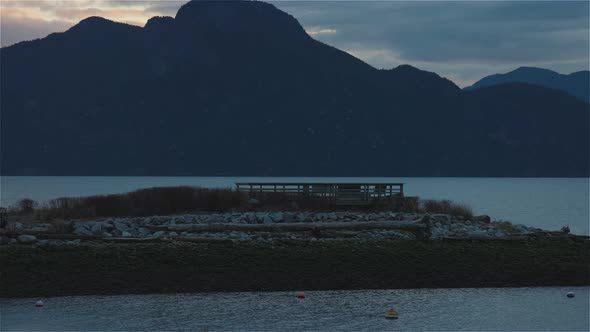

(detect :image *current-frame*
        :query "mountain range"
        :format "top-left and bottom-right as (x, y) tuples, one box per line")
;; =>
(466, 67), (589, 103)
(1, 0), (588, 176)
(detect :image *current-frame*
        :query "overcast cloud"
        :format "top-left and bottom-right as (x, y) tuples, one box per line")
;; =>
(1, 0), (588, 86)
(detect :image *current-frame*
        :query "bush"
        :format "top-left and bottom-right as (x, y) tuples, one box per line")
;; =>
(43, 186), (246, 219)
(16, 198), (37, 213)
(420, 199), (473, 219)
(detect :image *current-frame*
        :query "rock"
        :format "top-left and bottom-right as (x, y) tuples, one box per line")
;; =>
(102, 232), (113, 238)
(66, 239), (81, 246)
(113, 221), (129, 232)
(245, 213), (257, 224)
(494, 230), (507, 237)
(122, 231), (132, 237)
(151, 231), (165, 238)
(431, 214), (451, 223)
(434, 222), (442, 228)
(138, 227), (150, 237)
(474, 215), (491, 224)
(269, 212), (283, 223)
(90, 222), (103, 235)
(298, 213), (312, 223)
(263, 215), (273, 225)
(30, 224), (52, 232)
(207, 216), (225, 224)
(169, 231), (178, 237)
(465, 220), (472, 226)
(515, 224), (530, 234)
(73, 225), (93, 237)
(37, 240), (50, 246)
(283, 212), (296, 223)
(17, 235), (37, 243)
(467, 230), (489, 237)
(14, 222), (24, 230)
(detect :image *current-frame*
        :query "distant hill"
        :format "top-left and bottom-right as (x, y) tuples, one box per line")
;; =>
(1, 0), (588, 176)
(466, 67), (590, 103)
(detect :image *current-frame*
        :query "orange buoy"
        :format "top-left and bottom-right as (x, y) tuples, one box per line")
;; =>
(296, 292), (305, 299)
(385, 309), (399, 319)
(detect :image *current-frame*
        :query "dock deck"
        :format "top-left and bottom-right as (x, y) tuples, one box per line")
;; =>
(235, 182), (404, 206)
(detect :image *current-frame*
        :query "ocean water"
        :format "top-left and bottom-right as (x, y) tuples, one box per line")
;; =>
(1, 287), (588, 331)
(0, 176), (588, 234)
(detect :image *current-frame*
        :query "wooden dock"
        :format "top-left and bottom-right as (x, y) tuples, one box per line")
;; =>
(235, 182), (404, 206)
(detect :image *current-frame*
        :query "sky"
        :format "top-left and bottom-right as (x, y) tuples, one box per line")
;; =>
(1, 0), (588, 87)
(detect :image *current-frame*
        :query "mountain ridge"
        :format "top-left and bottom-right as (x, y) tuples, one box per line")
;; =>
(1, 0), (588, 176)
(465, 66), (590, 103)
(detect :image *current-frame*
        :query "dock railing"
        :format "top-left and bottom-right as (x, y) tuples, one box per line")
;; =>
(235, 182), (404, 206)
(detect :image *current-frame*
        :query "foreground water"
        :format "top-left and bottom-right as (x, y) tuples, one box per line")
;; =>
(1, 176), (588, 234)
(2, 287), (588, 331)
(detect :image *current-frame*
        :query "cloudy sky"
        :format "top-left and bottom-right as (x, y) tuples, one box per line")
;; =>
(1, 1), (588, 87)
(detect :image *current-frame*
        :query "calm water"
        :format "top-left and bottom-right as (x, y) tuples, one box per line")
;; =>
(0, 176), (588, 234)
(1, 287), (588, 331)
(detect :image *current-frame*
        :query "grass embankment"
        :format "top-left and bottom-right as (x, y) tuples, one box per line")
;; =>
(7, 186), (473, 222)
(1, 238), (588, 298)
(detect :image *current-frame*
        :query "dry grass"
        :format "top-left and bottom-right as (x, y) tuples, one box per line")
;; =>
(5, 187), (475, 221)
(420, 199), (474, 219)
(36, 186), (245, 219)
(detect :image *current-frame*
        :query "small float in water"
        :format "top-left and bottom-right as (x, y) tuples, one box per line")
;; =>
(385, 309), (399, 319)
(296, 292), (305, 299)
(566, 292), (575, 298)
(35, 300), (44, 307)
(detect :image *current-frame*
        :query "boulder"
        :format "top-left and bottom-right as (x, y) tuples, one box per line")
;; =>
(17, 235), (37, 243)
(269, 212), (283, 223)
(30, 224), (52, 232)
(113, 221), (129, 233)
(66, 239), (81, 246)
(245, 213), (257, 224)
(138, 227), (151, 237)
(151, 231), (165, 238)
(122, 231), (132, 237)
(102, 232), (113, 238)
(263, 215), (273, 225)
(90, 222), (103, 235)
(73, 224), (93, 236)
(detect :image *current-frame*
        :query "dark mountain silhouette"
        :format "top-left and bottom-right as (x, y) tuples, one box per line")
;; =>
(466, 67), (590, 103)
(1, 0), (588, 176)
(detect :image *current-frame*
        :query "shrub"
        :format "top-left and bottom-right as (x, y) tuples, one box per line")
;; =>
(16, 198), (37, 213)
(420, 199), (473, 219)
(42, 186), (246, 219)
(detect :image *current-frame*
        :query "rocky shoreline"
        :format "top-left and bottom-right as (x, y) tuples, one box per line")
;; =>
(2, 211), (574, 246)
(2, 211), (588, 298)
